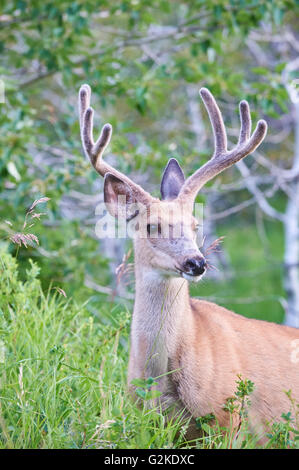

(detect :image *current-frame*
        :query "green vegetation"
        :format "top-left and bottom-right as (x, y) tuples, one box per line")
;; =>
(1, 0), (296, 301)
(0, 246), (180, 448)
(0, 0), (298, 449)
(0, 248), (298, 449)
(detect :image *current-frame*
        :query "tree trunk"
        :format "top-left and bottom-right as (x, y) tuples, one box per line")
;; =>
(283, 102), (299, 327)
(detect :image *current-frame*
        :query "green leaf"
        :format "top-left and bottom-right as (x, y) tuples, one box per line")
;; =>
(275, 63), (286, 73)
(252, 67), (269, 76)
(130, 378), (148, 388)
(136, 388), (146, 399)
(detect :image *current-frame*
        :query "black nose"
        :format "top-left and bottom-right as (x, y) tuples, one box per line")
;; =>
(183, 257), (206, 276)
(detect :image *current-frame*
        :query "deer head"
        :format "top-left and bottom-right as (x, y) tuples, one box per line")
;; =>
(79, 84), (267, 282)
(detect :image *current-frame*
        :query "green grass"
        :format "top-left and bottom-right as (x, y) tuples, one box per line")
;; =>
(0, 246), (187, 448)
(0, 244), (298, 449)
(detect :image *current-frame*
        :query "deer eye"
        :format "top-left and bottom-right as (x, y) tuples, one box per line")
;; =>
(147, 223), (161, 236)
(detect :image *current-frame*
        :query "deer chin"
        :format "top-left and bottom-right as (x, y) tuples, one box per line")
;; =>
(181, 272), (203, 283)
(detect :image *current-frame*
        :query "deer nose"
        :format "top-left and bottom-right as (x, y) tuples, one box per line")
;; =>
(183, 256), (206, 276)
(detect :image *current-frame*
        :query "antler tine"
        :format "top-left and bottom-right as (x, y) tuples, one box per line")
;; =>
(78, 83), (91, 128)
(178, 88), (267, 203)
(78, 84), (153, 205)
(199, 87), (227, 155)
(238, 100), (252, 145)
(79, 84), (112, 173)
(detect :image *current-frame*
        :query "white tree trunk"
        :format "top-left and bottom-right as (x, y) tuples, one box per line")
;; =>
(283, 102), (299, 327)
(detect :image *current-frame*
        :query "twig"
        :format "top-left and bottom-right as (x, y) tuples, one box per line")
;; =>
(207, 198), (256, 221)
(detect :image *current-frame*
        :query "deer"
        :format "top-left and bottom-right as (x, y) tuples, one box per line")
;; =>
(78, 84), (299, 441)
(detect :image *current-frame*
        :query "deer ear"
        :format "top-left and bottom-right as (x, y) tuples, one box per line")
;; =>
(160, 158), (185, 200)
(104, 173), (139, 220)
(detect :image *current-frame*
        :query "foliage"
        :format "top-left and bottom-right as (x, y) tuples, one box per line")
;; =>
(0, 247), (182, 448)
(0, 0), (297, 299)
(266, 391), (299, 449)
(0, 0), (298, 449)
(0, 250), (298, 448)
(223, 374), (255, 417)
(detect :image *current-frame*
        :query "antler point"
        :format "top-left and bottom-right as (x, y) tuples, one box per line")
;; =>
(85, 106), (93, 116)
(257, 119), (268, 132)
(240, 100), (249, 108)
(79, 84), (90, 96)
(199, 87), (210, 98)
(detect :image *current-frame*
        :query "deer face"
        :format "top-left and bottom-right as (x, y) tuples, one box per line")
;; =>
(135, 200), (206, 281)
(104, 159), (206, 282)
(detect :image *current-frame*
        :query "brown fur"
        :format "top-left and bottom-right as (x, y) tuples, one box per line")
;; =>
(128, 245), (299, 438)
(127, 208), (299, 439)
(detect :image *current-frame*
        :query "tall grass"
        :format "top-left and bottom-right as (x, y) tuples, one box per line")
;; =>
(0, 245), (298, 449)
(0, 246), (185, 448)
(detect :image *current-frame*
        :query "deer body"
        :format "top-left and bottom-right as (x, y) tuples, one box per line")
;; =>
(78, 84), (299, 439)
(128, 210), (299, 435)
(129, 270), (299, 432)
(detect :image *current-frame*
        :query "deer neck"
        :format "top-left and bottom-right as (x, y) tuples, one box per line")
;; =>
(130, 243), (192, 382)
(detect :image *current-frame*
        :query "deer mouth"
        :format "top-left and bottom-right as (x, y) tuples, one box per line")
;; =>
(181, 271), (203, 283)
(176, 267), (203, 283)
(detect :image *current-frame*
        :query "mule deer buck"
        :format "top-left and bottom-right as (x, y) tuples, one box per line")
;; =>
(79, 84), (299, 439)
